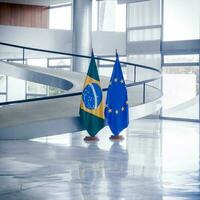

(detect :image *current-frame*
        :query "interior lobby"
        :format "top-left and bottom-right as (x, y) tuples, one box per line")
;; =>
(0, 0), (200, 199)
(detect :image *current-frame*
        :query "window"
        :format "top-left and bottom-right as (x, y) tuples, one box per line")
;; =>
(6, 60), (26, 101)
(164, 0), (200, 41)
(92, 0), (98, 31)
(164, 55), (199, 64)
(26, 59), (48, 97)
(7, 77), (25, 101)
(98, 57), (127, 79)
(49, 5), (72, 30)
(128, 28), (161, 42)
(48, 86), (65, 96)
(27, 82), (47, 95)
(0, 95), (6, 102)
(48, 58), (71, 70)
(27, 59), (47, 67)
(127, 0), (161, 28)
(162, 66), (199, 120)
(0, 75), (6, 93)
(92, 1), (126, 32)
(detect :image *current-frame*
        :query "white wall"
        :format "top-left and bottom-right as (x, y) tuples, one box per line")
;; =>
(0, 25), (72, 53)
(0, 25), (126, 58)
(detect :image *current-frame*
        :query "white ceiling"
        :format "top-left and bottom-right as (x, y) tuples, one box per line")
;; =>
(0, 0), (71, 6)
(0, 0), (150, 6)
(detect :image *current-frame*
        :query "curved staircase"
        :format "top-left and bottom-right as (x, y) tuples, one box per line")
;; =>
(0, 43), (162, 139)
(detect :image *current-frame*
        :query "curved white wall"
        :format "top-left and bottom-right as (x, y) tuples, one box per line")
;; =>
(0, 25), (126, 57)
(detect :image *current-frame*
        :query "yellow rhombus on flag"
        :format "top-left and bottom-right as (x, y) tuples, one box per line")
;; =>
(79, 51), (105, 137)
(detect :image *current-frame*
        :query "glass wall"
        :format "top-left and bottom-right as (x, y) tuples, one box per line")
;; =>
(48, 57), (71, 95)
(164, 0), (200, 41)
(128, 28), (161, 42)
(162, 0), (200, 121)
(26, 58), (48, 98)
(164, 55), (199, 64)
(0, 56), (70, 103)
(98, 57), (127, 79)
(127, 0), (161, 28)
(127, 0), (162, 85)
(48, 58), (71, 70)
(0, 75), (7, 102)
(49, 4), (72, 30)
(162, 65), (199, 120)
(92, 0), (126, 32)
(6, 60), (26, 101)
(49, 1), (126, 32)
(0, 75), (6, 93)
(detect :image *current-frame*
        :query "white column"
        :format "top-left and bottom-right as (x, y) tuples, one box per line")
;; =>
(72, 0), (92, 72)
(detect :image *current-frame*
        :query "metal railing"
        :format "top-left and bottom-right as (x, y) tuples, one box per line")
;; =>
(0, 42), (162, 106)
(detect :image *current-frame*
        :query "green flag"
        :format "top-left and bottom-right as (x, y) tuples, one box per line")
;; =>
(79, 52), (105, 137)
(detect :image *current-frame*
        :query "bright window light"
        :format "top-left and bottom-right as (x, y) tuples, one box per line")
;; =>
(49, 6), (72, 30)
(164, 0), (200, 41)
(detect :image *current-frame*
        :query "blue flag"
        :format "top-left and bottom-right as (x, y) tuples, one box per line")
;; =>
(105, 53), (129, 135)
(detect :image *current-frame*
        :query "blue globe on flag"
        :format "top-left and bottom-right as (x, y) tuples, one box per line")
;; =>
(82, 83), (103, 110)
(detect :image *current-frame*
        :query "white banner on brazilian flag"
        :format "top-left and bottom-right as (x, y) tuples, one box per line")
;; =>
(79, 51), (105, 137)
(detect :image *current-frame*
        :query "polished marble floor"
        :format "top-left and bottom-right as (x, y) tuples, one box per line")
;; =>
(0, 119), (199, 200)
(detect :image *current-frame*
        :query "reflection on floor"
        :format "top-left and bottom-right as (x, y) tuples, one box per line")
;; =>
(0, 119), (199, 200)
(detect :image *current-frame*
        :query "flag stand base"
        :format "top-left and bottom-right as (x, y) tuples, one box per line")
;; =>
(109, 135), (124, 141)
(84, 136), (99, 142)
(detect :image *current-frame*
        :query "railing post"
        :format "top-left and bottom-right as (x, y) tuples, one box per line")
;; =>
(22, 48), (25, 64)
(143, 82), (146, 104)
(134, 65), (137, 82)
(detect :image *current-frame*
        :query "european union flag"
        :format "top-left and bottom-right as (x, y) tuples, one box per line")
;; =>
(105, 52), (129, 135)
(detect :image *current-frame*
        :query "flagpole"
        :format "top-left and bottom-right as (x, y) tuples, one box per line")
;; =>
(80, 49), (104, 142)
(105, 50), (129, 141)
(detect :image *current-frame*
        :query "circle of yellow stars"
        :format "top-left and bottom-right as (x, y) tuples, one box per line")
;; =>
(106, 100), (128, 115)
(107, 78), (128, 115)
(109, 78), (124, 86)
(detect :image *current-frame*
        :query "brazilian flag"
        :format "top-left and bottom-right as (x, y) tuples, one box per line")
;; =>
(79, 51), (105, 137)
